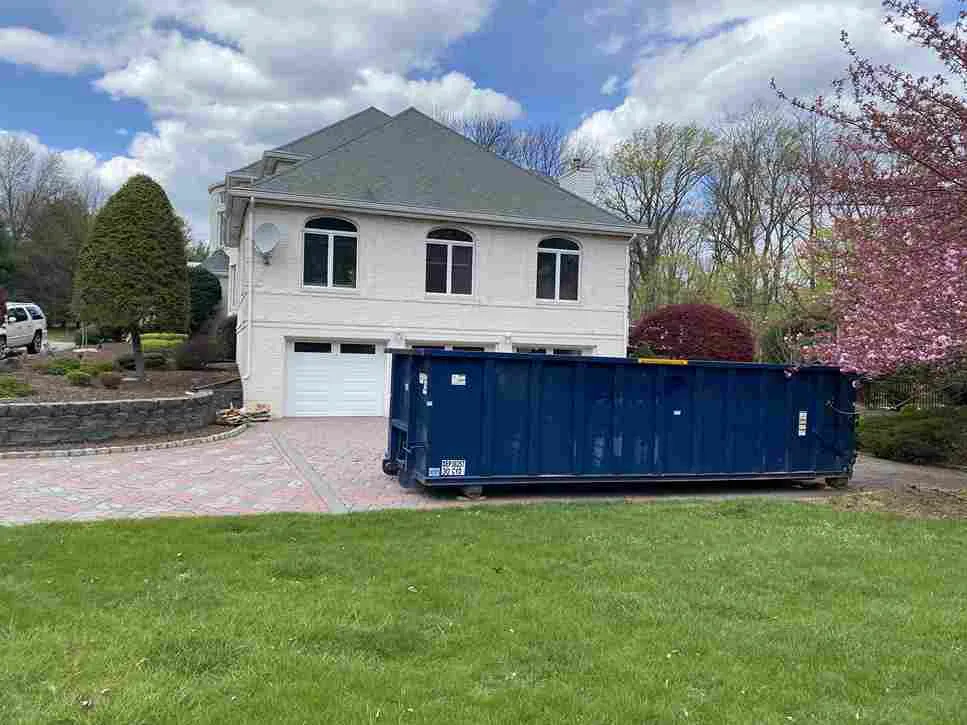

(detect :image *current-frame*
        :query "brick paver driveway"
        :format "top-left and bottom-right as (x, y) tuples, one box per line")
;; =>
(2, 418), (966, 525)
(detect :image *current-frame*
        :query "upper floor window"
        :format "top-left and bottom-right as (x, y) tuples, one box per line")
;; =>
(425, 228), (473, 295)
(304, 217), (357, 288)
(537, 238), (580, 301)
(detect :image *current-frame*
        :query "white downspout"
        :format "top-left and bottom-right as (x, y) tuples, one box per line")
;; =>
(623, 234), (634, 354)
(242, 195), (255, 381)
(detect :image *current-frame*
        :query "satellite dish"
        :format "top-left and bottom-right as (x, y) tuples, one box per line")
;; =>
(254, 223), (281, 262)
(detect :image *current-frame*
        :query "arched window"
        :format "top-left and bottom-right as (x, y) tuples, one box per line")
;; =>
(537, 238), (580, 301)
(303, 217), (358, 288)
(425, 227), (474, 295)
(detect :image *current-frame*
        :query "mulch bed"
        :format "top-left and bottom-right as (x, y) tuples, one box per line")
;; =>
(826, 485), (967, 520)
(0, 424), (236, 452)
(1, 346), (238, 402)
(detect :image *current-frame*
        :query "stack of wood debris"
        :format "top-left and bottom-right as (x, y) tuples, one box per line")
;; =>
(215, 403), (272, 425)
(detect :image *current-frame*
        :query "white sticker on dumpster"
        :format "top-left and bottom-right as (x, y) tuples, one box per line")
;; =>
(451, 373), (467, 386)
(440, 459), (466, 476)
(428, 467), (441, 478)
(798, 410), (808, 437)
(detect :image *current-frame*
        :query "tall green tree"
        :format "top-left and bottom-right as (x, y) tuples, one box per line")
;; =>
(188, 265), (222, 332)
(74, 175), (188, 378)
(14, 193), (91, 324)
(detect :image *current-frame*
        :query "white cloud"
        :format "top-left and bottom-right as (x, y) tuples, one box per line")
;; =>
(573, 0), (949, 150)
(0, 0), (519, 239)
(600, 75), (620, 96)
(0, 27), (101, 73)
(597, 33), (626, 55)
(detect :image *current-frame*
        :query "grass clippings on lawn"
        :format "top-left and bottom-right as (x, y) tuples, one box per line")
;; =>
(2, 501), (966, 724)
(827, 485), (967, 520)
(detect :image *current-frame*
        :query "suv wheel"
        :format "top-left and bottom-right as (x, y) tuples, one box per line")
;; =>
(28, 331), (43, 354)
(0, 336), (7, 359)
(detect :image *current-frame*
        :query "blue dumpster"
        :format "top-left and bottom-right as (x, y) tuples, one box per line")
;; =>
(382, 350), (857, 489)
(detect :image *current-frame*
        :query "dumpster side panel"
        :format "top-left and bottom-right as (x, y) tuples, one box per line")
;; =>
(538, 361), (577, 475)
(585, 362), (617, 475)
(620, 364), (656, 475)
(695, 368), (730, 474)
(424, 356), (485, 480)
(491, 359), (531, 476)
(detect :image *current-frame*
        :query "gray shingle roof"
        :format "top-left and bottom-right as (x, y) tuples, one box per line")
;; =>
(274, 107), (391, 158)
(228, 107), (391, 178)
(253, 108), (631, 229)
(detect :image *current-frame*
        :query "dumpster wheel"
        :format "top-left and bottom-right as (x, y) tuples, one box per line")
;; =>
(381, 458), (400, 476)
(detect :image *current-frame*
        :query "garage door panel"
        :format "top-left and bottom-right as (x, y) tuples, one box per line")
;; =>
(287, 345), (385, 417)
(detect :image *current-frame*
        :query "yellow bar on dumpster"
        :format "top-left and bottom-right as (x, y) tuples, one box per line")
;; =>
(637, 357), (689, 365)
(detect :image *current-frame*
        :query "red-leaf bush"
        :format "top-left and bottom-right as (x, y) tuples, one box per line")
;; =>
(630, 304), (755, 362)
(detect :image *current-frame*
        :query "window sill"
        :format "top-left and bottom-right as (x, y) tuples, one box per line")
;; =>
(423, 293), (478, 304)
(300, 285), (362, 296)
(536, 298), (581, 307)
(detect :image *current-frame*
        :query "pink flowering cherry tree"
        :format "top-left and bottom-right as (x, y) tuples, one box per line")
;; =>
(777, 0), (967, 375)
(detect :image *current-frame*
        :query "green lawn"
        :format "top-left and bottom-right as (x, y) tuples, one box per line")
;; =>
(2, 501), (966, 724)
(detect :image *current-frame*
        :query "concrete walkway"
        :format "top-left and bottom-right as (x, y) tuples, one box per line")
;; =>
(2, 418), (965, 525)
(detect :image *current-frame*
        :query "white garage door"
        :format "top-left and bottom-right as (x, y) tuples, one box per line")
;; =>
(286, 341), (385, 417)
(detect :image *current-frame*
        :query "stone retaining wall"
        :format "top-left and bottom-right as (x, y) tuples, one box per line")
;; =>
(193, 377), (243, 412)
(0, 391), (216, 447)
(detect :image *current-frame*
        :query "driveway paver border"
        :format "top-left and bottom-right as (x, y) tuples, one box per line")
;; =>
(269, 429), (349, 514)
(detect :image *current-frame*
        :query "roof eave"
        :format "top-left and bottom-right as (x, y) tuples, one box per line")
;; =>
(228, 188), (649, 238)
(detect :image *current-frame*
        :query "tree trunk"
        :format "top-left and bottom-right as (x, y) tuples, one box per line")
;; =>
(131, 328), (145, 380)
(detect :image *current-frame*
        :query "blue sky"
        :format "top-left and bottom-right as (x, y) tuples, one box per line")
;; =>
(0, 0), (953, 236)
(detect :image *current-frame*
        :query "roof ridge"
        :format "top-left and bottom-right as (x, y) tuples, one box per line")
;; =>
(253, 108), (402, 189)
(275, 106), (389, 153)
(398, 107), (627, 226)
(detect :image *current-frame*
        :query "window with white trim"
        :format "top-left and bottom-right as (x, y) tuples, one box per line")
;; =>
(425, 228), (473, 295)
(536, 237), (580, 301)
(303, 217), (358, 288)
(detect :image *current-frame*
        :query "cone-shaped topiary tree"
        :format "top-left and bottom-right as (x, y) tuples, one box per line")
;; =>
(74, 175), (188, 378)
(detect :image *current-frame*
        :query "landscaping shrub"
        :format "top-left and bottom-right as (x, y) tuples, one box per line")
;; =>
(142, 336), (186, 353)
(858, 407), (967, 466)
(84, 361), (117, 375)
(100, 371), (122, 389)
(188, 266), (222, 332)
(65, 370), (93, 387)
(174, 336), (217, 370)
(41, 357), (83, 375)
(0, 374), (32, 398)
(216, 315), (237, 361)
(116, 351), (167, 371)
(44, 358), (116, 376)
(142, 332), (188, 342)
(630, 304), (755, 362)
(760, 307), (835, 363)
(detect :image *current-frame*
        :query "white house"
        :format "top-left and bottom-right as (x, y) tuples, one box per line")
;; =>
(209, 107), (644, 417)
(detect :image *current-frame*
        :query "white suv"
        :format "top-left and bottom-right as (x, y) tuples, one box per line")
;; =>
(1, 302), (47, 357)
